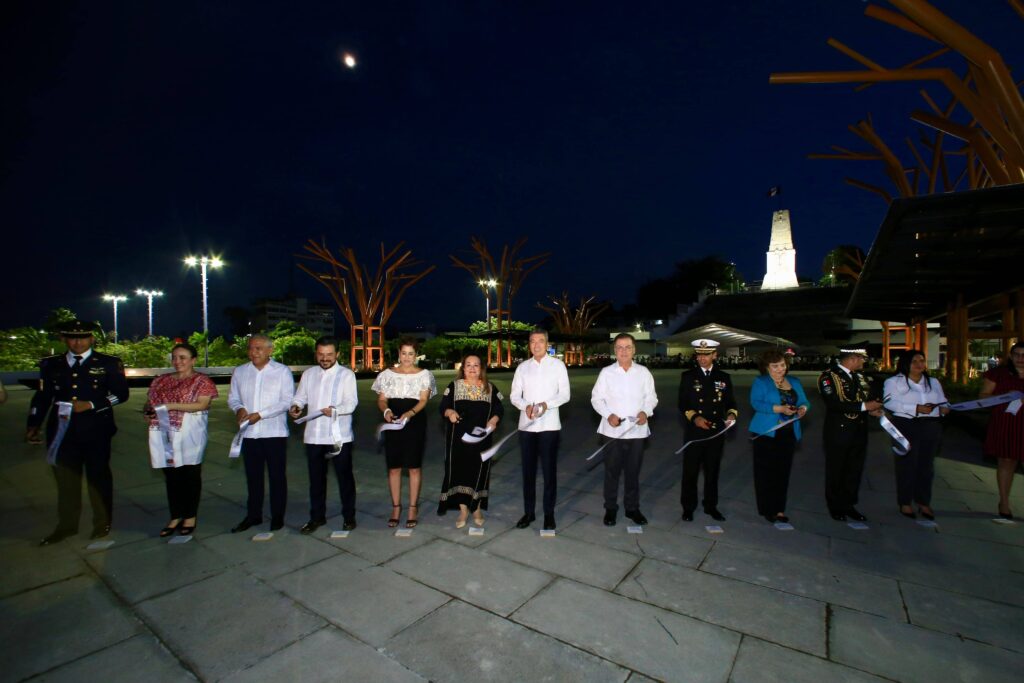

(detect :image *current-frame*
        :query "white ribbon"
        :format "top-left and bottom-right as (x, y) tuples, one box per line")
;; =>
(749, 415), (801, 441)
(462, 425), (495, 444)
(946, 391), (1024, 412)
(481, 430), (519, 462)
(879, 415), (912, 456)
(229, 421), (251, 458)
(474, 401), (549, 461)
(46, 401), (74, 465)
(676, 420), (736, 454)
(586, 417), (640, 461)
(154, 405), (175, 466)
(376, 418), (408, 441)
(294, 411), (324, 424)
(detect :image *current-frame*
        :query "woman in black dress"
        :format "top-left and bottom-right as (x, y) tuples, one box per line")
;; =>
(438, 354), (504, 528)
(373, 338), (436, 528)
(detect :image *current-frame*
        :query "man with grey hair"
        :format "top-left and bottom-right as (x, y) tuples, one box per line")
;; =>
(227, 334), (295, 532)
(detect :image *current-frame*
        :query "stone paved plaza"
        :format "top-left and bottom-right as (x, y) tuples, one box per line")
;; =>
(1, 369), (1022, 682)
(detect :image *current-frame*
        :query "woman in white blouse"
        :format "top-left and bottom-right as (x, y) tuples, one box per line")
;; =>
(371, 338), (436, 528)
(883, 350), (950, 520)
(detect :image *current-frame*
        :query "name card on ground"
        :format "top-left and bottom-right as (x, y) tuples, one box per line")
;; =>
(168, 535), (193, 544)
(705, 525), (724, 534)
(330, 530), (350, 539)
(252, 532), (274, 542)
(627, 525), (644, 534)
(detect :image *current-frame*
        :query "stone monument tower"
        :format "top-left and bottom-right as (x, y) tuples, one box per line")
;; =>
(761, 209), (799, 290)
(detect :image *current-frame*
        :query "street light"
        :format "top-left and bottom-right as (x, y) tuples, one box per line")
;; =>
(477, 278), (498, 325)
(102, 294), (128, 342)
(184, 255), (225, 366)
(135, 288), (163, 337)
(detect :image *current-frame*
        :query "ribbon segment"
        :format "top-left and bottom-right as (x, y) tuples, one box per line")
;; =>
(229, 421), (251, 458)
(586, 417), (640, 461)
(375, 417), (408, 441)
(879, 415), (912, 456)
(945, 391), (1023, 412)
(748, 416), (800, 441)
(46, 401), (74, 465)
(154, 405), (175, 466)
(676, 419), (736, 454)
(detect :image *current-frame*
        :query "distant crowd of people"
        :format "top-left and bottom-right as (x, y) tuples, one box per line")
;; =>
(24, 321), (1024, 545)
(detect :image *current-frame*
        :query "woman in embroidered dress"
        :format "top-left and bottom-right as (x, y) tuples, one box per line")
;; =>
(981, 341), (1024, 520)
(438, 354), (504, 528)
(144, 343), (218, 536)
(882, 350), (949, 520)
(372, 338), (436, 528)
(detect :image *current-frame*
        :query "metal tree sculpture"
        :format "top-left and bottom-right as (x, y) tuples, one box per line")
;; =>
(770, 0), (1024, 203)
(537, 292), (610, 366)
(450, 237), (550, 367)
(297, 240), (435, 370)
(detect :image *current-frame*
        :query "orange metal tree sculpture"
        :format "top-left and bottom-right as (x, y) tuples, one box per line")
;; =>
(770, 0), (1024, 203)
(450, 237), (550, 367)
(297, 240), (435, 370)
(537, 292), (610, 366)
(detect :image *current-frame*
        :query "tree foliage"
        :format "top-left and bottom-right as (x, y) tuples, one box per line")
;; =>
(636, 257), (745, 317)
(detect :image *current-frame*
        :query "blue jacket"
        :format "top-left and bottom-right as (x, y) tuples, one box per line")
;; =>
(749, 374), (810, 440)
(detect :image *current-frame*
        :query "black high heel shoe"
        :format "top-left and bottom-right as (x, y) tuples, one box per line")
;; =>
(160, 520), (182, 537)
(387, 502), (401, 528)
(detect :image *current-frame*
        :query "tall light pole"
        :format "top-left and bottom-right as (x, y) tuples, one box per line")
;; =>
(135, 288), (163, 337)
(102, 294), (128, 343)
(184, 255), (224, 366)
(477, 278), (497, 365)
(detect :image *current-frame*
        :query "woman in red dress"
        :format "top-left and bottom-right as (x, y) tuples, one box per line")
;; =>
(981, 341), (1024, 519)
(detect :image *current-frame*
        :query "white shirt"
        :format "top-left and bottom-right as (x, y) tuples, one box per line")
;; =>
(371, 368), (437, 400)
(227, 360), (295, 439)
(292, 363), (358, 445)
(510, 355), (570, 432)
(883, 374), (947, 419)
(66, 348), (93, 366)
(590, 361), (658, 439)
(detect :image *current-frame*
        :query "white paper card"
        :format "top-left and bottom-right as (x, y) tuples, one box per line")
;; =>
(627, 525), (644, 534)
(847, 521), (869, 530)
(330, 530), (350, 539)
(394, 528), (413, 537)
(916, 520), (938, 529)
(991, 518), (1016, 525)
(773, 522), (795, 531)
(539, 529), (556, 537)
(1006, 398), (1022, 415)
(167, 535), (193, 544)
(252, 532), (274, 542)
(705, 525), (724, 534)
(468, 526), (485, 536)
(86, 540), (115, 551)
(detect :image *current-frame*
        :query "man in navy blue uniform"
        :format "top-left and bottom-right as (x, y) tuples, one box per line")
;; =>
(26, 320), (129, 545)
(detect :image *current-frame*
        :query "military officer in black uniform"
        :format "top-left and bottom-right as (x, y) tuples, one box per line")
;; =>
(26, 320), (129, 545)
(818, 348), (883, 522)
(678, 339), (738, 522)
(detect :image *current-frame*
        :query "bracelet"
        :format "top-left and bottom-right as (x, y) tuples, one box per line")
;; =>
(384, 408), (393, 417)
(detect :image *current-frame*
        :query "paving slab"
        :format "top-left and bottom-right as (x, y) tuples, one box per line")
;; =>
(616, 558), (825, 656)
(385, 538), (552, 616)
(203, 528), (339, 580)
(85, 533), (235, 604)
(273, 552), (450, 647)
(559, 514), (713, 568)
(901, 581), (1024, 653)
(729, 636), (887, 683)
(830, 605), (1024, 683)
(136, 569), (325, 682)
(513, 578), (740, 682)
(385, 599), (628, 682)
(35, 634), (197, 683)
(321, 515), (437, 563)
(700, 542), (904, 620)
(0, 541), (88, 599)
(0, 575), (142, 683)
(482, 526), (639, 590)
(221, 626), (424, 683)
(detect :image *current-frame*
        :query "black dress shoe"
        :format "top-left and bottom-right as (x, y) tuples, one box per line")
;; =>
(847, 509), (867, 522)
(998, 510), (1014, 520)
(603, 510), (617, 526)
(704, 508), (726, 522)
(543, 514), (556, 530)
(231, 518), (259, 533)
(90, 525), (111, 540)
(775, 515), (790, 524)
(516, 514), (536, 529)
(342, 518), (357, 531)
(899, 507), (917, 519)
(270, 519), (284, 531)
(830, 512), (847, 521)
(39, 529), (75, 546)
(300, 519), (326, 535)
(625, 509), (648, 525)
(682, 510), (694, 522)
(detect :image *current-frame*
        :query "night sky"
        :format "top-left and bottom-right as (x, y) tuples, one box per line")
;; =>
(2, 1), (1020, 339)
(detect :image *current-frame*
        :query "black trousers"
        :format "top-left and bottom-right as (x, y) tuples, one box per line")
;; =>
(752, 425), (796, 517)
(241, 437), (287, 524)
(53, 435), (113, 532)
(603, 438), (645, 512)
(824, 419), (868, 513)
(163, 465), (202, 519)
(681, 435), (724, 512)
(519, 430), (559, 516)
(890, 417), (942, 506)
(306, 443), (356, 522)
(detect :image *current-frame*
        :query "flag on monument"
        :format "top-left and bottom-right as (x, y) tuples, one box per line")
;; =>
(767, 186), (781, 198)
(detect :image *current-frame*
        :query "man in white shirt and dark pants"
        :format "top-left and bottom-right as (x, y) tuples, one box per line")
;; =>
(591, 333), (658, 526)
(227, 334), (295, 533)
(510, 328), (570, 531)
(289, 336), (359, 534)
